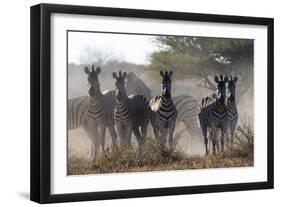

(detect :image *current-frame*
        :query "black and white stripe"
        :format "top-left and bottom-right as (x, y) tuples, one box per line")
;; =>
(126, 73), (202, 138)
(67, 96), (89, 130)
(113, 71), (149, 151)
(150, 70), (177, 147)
(68, 65), (117, 161)
(198, 75), (228, 155)
(226, 76), (239, 148)
(125, 72), (151, 100)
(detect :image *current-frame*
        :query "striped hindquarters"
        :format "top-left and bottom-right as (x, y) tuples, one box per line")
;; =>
(67, 96), (89, 129)
(173, 95), (198, 122)
(129, 94), (150, 125)
(197, 94), (216, 113)
(173, 95), (202, 137)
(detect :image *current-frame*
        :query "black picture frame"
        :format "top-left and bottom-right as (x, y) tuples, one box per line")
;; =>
(30, 3), (274, 204)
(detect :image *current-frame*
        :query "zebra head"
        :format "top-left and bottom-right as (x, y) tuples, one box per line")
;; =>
(214, 75), (228, 103)
(160, 70), (173, 100)
(84, 64), (101, 97)
(227, 76), (238, 102)
(113, 70), (127, 103)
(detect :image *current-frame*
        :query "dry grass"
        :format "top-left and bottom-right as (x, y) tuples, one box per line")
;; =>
(68, 121), (254, 175)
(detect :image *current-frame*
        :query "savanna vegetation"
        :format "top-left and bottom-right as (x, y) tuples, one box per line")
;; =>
(149, 36), (253, 103)
(68, 120), (254, 175)
(68, 35), (254, 175)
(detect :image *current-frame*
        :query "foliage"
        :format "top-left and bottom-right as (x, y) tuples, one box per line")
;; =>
(230, 119), (254, 158)
(68, 121), (254, 175)
(149, 36), (254, 101)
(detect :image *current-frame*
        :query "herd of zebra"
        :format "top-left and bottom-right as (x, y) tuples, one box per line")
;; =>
(68, 64), (239, 161)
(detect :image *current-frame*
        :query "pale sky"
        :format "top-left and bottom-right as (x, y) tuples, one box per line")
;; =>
(68, 31), (160, 65)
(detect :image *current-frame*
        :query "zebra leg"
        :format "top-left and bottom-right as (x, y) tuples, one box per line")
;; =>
(208, 127), (212, 154)
(230, 120), (237, 149)
(150, 112), (160, 142)
(216, 129), (221, 152)
(133, 127), (142, 152)
(83, 120), (100, 161)
(199, 116), (208, 155)
(202, 126), (208, 155)
(159, 126), (168, 147)
(108, 125), (117, 147)
(153, 126), (160, 143)
(211, 127), (217, 155)
(168, 121), (176, 148)
(90, 124), (102, 162)
(125, 126), (133, 146)
(220, 126), (226, 152)
(226, 122), (230, 147)
(140, 121), (149, 146)
(82, 124), (92, 159)
(116, 122), (125, 146)
(99, 126), (106, 153)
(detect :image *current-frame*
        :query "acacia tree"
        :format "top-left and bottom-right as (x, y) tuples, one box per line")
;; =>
(149, 36), (254, 102)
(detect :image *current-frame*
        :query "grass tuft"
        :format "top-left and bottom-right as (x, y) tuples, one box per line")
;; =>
(68, 120), (254, 175)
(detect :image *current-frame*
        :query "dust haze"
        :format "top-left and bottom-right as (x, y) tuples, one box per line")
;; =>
(67, 63), (253, 159)
(67, 32), (254, 161)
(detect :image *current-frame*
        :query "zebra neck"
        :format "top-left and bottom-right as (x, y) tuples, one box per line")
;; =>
(227, 100), (237, 114)
(158, 96), (176, 121)
(227, 100), (236, 108)
(89, 92), (103, 105)
(215, 99), (226, 112)
(116, 98), (129, 111)
(161, 96), (172, 105)
(88, 92), (104, 120)
(115, 98), (131, 123)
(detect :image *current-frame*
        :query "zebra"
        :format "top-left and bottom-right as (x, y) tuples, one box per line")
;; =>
(150, 70), (177, 147)
(68, 64), (117, 161)
(112, 70), (149, 152)
(125, 72), (151, 100)
(226, 76), (239, 149)
(198, 75), (228, 155)
(67, 96), (89, 130)
(125, 72), (204, 154)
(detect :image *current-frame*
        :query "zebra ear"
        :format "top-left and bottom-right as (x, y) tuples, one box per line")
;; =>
(84, 66), (91, 75)
(234, 76), (238, 82)
(160, 70), (164, 77)
(214, 75), (219, 83)
(123, 72), (127, 79)
(96, 67), (101, 74)
(224, 76), (229, 82)
(169, 71), (173, 77)
(112, 72), (118, 79)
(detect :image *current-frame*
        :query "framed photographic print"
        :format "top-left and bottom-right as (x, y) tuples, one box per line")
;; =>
(30, 3), (274, 203)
